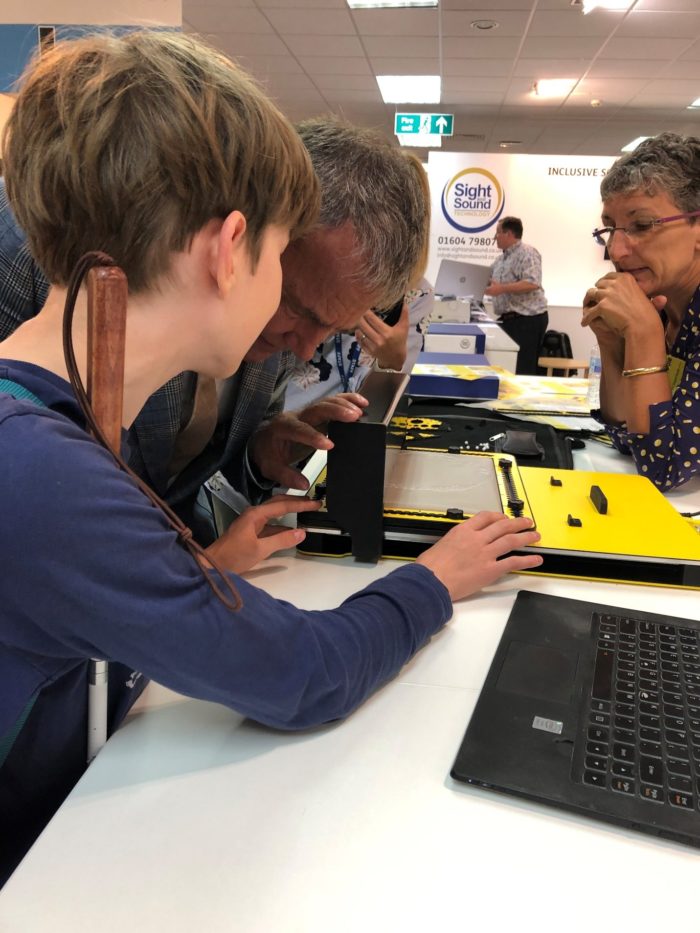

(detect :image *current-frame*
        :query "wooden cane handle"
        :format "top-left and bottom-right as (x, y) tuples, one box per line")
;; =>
(86, 266), (128, 453)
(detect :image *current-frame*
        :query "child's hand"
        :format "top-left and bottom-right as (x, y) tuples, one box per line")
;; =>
(416, 511), (543, 601)
(204, 495), (322, 575)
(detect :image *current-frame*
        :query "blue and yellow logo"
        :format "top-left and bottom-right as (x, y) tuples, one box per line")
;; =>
(441, 168), (505, 233)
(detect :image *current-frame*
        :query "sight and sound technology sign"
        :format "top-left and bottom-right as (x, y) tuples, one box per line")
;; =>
(440, 167), (505, 234)
(427, 151), (616, 307)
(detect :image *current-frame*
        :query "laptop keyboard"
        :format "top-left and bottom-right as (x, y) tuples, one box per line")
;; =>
(580, 612), (700, 811)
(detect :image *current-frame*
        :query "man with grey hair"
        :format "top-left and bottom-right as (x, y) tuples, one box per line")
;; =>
(0, 117), (430, 539)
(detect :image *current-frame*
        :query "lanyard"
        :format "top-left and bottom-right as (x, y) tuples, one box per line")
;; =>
(334, 334), (361, 392)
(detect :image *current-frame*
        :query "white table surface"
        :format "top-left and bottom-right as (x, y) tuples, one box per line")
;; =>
(2, 445), (700, 931)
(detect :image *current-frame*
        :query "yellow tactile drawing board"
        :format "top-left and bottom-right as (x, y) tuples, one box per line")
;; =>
(520, 466), (700, 563)
(298, 449), (700, 589)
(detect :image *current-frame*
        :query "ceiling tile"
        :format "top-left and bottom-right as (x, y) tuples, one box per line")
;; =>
(297, 56), (373, 75)
(441, 36), (522, 59)
(184, 0), (255, 11)
(368, 57), (440, 74)
(443, 58), (514, 77)
(661, 60), (700, 78)
(586, 59), (668, 78)
(513, 59), (591, 79)
(265, 8), (356, 34)
(351, 9), (438, 37)
(440, 0), (535, 8)
(520, 37), (604, 58)
(680, 41), (700, 61)
(527, 9), (625, 37)
(263, 73), (322, 93)
(441, 10), (530, 37)
(443, 88), (509, 105)
(635, 0), (700, 11)
(269, 88), (329, 106)
(185, 6), (274, 32)
(234, 54), (305, 74)
(600, 37), (694, 59)
(185, 0), (700, 154)
(321, 88), (384, 103)
(286, 34), (364, 56)
(440, 136), (487, 152)
(210, 34), (290, 57)
(443, 76), (510, 94)
(257, 0), (346, 7)
(537, 123), (598, 145)
(576, 77), (651, 101)
(327, 103), (391, 124)
(627, 78), (700, 101)
(617, 10), (700, 37)
(312, 74), (378, 90)
(363, 36), (438, 57)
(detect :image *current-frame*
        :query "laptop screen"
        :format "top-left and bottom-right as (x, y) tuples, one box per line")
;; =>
(434, 260), (492, 298)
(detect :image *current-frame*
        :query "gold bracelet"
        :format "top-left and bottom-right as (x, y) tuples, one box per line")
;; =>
(621, 362), (669, 378)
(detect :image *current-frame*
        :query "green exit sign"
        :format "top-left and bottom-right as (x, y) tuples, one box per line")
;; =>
(394, 113), (454, 136)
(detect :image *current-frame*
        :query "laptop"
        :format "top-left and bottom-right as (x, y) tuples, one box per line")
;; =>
(434, 259), (492, 299)
(451, 590), (700, 848)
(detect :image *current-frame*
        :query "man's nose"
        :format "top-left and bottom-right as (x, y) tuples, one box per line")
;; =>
(287, 323), (331, 361)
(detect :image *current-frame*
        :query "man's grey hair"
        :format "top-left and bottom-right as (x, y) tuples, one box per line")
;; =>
(296, 117), (430, 309)
(600, 132), (700, 214)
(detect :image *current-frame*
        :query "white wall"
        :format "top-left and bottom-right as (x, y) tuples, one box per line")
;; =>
(427, 151), (616, 307)
(426, 150), (616, 359)
(0, 1), (180, 24)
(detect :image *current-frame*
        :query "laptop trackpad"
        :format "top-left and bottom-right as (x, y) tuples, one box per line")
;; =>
(496, 640), (578, 704)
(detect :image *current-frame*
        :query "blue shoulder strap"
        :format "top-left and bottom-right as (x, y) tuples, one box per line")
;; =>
(0, 378), (47, 409)
(0, 377), (45, 768)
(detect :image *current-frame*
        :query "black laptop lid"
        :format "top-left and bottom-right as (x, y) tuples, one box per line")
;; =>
(451, 591), (700, 849)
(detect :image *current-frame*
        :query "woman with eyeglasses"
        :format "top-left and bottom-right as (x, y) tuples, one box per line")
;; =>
(583, 132), (700, 491)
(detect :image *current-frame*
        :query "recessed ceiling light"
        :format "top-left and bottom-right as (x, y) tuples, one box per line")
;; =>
(621, 136), (651, 152)
(498, 140), (522, 149)
(347, 0), (436, 7)
(590, 98), (603, 108)
(470, 19), (499, 30)
(376, 75), (440, 104)
(531, 79), (577, 99)
(397, 133), (442, 148)
(687, 97), (700, 109)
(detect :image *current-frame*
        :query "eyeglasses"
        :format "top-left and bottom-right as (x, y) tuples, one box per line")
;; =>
(592, 210), (700, 247)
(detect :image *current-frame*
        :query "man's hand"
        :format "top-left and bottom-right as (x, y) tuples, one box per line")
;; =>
(484, 282), (505, 297)
(203, 494), (323, 575)
(249, 393), (368, 490)
(356, 304), (409, 371)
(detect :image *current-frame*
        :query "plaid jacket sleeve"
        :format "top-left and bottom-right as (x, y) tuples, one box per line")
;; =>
(0, 179), (50, 340)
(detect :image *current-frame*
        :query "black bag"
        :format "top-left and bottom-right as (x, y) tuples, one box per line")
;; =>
(397, 398), (574, 470)
(539, 330), (575, 376)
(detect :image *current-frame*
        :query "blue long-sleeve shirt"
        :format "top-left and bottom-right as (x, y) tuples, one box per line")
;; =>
(0, 361), (451, 882)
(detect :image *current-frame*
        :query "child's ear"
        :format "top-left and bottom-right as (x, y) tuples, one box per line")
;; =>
(213, 211), (248, 297)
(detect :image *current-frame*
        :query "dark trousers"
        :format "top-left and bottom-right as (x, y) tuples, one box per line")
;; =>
(497, 311), (549, 375)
